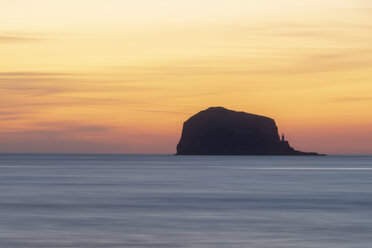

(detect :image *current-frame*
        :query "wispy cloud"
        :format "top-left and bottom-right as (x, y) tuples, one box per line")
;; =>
(332, 97), (372, 102)
(35, 121), (112, 131)
(138, 109), (187, 115)
(114, 47), (372, 77)
(0, 110), (27, 121)
(0, 70), (163, 125)
(0, 72), (76, 77)
(0, 35), (45, 43)
(0, 74), (82, 96)
(0, 71), (156, 96)
(0, 121), (113, 136)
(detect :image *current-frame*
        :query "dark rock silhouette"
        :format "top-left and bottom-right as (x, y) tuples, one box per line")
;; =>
(176, 107), (323, 155)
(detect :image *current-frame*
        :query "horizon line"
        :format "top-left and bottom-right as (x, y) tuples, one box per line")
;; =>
(0, 153), (371, 156)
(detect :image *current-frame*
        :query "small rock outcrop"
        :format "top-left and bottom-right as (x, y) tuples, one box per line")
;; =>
(176, 107), (322, 155)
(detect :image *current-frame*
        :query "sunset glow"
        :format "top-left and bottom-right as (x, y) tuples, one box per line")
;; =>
(1, 0), (372, 153)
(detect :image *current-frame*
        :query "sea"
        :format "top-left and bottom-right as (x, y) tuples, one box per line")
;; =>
(0, 154), (372, 248)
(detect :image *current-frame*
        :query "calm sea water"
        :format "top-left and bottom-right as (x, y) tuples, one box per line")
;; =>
(0, 154), (372, 248)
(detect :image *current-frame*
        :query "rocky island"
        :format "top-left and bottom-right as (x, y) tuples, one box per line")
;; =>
(176, 107), (323, 155)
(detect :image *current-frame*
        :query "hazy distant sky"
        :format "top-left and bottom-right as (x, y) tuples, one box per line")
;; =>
(1, 0), (371, 154)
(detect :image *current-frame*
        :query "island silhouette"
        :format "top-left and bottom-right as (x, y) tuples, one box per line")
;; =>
(176, 107), (323, 155)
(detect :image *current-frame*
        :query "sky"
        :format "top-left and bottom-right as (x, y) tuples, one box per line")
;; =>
(0, 0), (371, 154)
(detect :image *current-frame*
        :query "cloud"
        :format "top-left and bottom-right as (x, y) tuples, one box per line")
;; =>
(0, 133), (121, 154)
(115, 47), (372, 77)
(34, 121), (112, 133)
(138, 109), (186, 115)
(0, 72), (79, 95)
(0, 71), (156, 96)
(0, 110), (26, 121)
(0, 70), (162, 125)
(0, 72), (76, 77)
(0, 110), (25, 116)
(0, 121), (112, 136)
(332, 97), (372, 102)
(0, 35), (45, 43)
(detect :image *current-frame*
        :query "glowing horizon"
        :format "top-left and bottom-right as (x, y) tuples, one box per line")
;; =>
(1, 0), (371, 154)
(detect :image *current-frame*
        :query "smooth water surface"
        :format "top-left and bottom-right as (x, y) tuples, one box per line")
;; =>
(0, 154), (372, 248)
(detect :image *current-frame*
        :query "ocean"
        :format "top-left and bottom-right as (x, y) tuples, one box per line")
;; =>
(0, 154), (371, 248)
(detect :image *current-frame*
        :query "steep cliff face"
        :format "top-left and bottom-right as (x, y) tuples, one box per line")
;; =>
(176, 107), (321, 155)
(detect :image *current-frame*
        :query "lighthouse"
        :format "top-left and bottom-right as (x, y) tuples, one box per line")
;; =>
(281, 133), (285, 142)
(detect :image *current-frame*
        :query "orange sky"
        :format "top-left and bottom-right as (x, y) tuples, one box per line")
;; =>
(1, 0), (371, 154)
